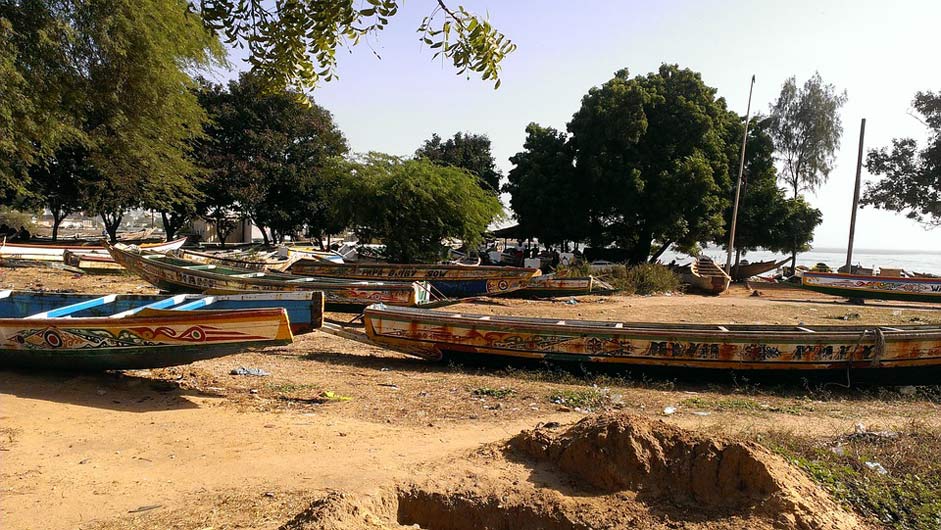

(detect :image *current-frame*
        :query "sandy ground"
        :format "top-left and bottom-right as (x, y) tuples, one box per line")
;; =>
(1, 267), (940, 529)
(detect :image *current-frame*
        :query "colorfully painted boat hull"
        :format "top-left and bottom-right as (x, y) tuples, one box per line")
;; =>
(362, 305), (941, 372)
(106, 243), (432, 309)
(286, 260), (540, 298)
(0, 307), (292, 371)
(800, 272), (941, 303)
(174, 249), (299, 272)
(502, 275), (616, 298)
(0, 237), (188, 261)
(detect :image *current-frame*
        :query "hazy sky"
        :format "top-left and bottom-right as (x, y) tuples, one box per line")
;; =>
(221, 0), (940, 250)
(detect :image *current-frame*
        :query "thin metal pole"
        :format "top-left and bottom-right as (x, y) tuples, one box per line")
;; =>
(845, 118), (866, 272)
(725, 75), (756, 275)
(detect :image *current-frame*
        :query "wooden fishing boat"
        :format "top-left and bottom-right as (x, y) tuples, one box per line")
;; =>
(286, 260), (540, 298)
(675, 256), (730, 295)
(730, 258), (790, 281)
(0, 290), (305, 370)
(173, 248), (299, 272)
(800, 271), (941, 303)
(63, 250), (124, 272)
(502, 274), (616, 298)
(358, 304), (941, 373)
(106, 243), (435, 310)
(0, 290), (322, 334)
(285, 246), (346, 264)
(0, 236), (187, 262)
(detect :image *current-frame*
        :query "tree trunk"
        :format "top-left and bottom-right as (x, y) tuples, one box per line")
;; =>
(160, 212), (177, 240)
(629, 233), (653, 265)
(100, 212), (122, 244)
(258, 225), (270, 246)
(51, 209), (66, 242)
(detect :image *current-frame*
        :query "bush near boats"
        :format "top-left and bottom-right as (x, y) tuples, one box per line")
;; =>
(556, 262), (680, 295)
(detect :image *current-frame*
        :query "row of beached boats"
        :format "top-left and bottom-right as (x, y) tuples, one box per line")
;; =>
(3, 238), (941, 378)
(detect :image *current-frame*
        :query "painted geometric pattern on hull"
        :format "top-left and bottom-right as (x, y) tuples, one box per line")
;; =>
(370, 320), (941, 368)
(6, 325), (267, 351)
(804, 274), (941, 295)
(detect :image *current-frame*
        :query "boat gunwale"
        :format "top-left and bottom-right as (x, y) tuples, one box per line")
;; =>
(803, 271), (941, 284)
(363, 305), (941, 340)
(118, 247), (424, 292)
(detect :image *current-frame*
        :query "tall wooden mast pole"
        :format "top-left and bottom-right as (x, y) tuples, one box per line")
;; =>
(845, 118), (866, 272)
(725, 75), (756, 275)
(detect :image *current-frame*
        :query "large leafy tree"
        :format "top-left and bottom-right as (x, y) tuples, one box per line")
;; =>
(196, 74), (349, 245)
(504, 123), (585, 247)
(415, 132), (503, 192)
(567, 65), (736, 264)
(768, 73), (847, 198)
(196, 1), (514, 94)
(336, 154), (502, 263)
(718, 116), (821, 262)
(862, 91), (941, 226)
(767, 72), (846, 268)
(21, 144), (94, 241)
(2, 0), (224, 241)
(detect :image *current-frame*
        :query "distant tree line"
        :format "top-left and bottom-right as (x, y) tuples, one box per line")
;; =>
(504, 66), (843, 266)
(21, 2), (939, 267)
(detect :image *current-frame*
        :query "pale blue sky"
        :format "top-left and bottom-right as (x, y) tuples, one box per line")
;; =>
(220, 0), (941, 250)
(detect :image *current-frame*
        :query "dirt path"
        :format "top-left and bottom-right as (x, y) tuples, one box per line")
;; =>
(1, 371), (569, 529)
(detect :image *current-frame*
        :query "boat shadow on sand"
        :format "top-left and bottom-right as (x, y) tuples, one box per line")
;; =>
(0, 369), (205, 412)
(299, 348), (941, 388)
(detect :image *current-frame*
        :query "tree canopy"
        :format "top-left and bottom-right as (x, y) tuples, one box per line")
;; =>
(195, 0), (515, 94)
(336, 154), (503, 263)
(415, 132), (503, 192)
(504, 123), (585, 246)
(1, 0), (224, 241)
(567, 65), (737, 263)
(718, 116), (822, 258)
(862, 91), (941, 226)
(195, 73), (349, 245)
(768, 73), (847, 198)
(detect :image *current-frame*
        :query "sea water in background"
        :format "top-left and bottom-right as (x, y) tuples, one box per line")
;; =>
(659, 246), (941, 276)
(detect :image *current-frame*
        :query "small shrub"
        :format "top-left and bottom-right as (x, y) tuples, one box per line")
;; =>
(548, 387), (611, 410)
(596, 262), (680, 295)
(472, 387), (515, 399)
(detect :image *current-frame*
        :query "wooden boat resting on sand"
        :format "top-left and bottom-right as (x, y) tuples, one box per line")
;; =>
(106, 243), (435, 310)
(0, 236), (187, 262)
(730, 258), (790, 281)
(675, 256), (730, 295)
(800, 271), (941, 303)
(356, 304), (941, 373)
(286, 259), (540, 299)
(173, 248), (299, 273)
(0, 290), (318, 370)
(502, 274), (616, 298)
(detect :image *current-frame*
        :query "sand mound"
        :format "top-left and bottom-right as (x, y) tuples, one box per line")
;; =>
(509, 413), (859, 529)
(282, 414), (863, 530)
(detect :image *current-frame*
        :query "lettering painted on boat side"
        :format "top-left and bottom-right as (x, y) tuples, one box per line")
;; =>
(643, 341), (720, 359)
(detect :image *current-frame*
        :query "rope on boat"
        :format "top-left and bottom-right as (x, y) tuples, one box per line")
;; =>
(871, 327), (886, 368)
(830, 326), (884, 390)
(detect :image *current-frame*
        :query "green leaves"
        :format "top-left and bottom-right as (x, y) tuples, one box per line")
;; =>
(768, 73), (848, 197)
(337, 154), (502, 263)
(196, 1), (514, 96)
(862, 91), (941, 227)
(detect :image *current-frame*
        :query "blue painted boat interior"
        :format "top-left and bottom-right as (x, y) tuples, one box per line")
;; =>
(0, 291), (315, 330)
